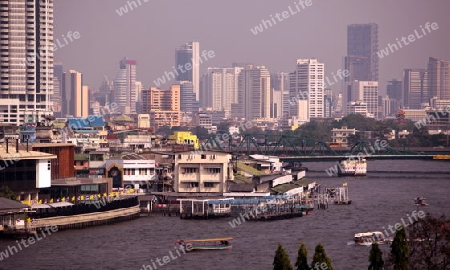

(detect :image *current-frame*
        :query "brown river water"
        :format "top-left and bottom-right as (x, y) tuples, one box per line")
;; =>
(1, 160), (449, 270)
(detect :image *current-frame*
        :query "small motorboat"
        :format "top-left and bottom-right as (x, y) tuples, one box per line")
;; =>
(175, 237), (233, 251)
(414, 196), (428, 206)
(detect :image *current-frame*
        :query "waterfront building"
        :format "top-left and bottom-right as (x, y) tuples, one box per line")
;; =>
(0, 0), (54, 125)
(106, 153), (157, 190)
(0, 142), (57, 203)
(173, 151), (233, 194)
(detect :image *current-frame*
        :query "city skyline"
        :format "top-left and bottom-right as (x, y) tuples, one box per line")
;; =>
(53, 0), (450, 96)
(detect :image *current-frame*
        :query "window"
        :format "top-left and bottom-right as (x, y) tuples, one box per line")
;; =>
(206, 168), (221, 174)
(184, 168), (198, 174)
(204, 182), (215, 188)
(189, 182), (199, 188)
(201, 154), (206, 159)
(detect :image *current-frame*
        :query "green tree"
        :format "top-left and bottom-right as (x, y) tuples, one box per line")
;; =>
(311, 243), (333, 270)
(0, 186), (16, 200)
(368, 242), (384, 270)
(273, 243), (293, 270)
(191, 126), (210, 140)
(295, 242), (309, 270)
(391, 226), (410, 270)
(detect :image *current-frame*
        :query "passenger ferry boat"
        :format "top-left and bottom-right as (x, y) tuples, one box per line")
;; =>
(175, 237), (233, 251)
(338, 158), (367, 176)
(354, 232), (389, 246)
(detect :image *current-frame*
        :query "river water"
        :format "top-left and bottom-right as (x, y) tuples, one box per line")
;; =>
(1, 160), (449, 270)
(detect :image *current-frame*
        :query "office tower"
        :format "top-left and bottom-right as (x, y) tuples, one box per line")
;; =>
(0, 0), (54, 124)
(271, 72), (290, 118)
(386, 79), (402, 111)
(202, 67), (242, 113)
(51, 63), (63, 116)
(179, 81), (199, 113)
(344, 23), (379, 111)
(347, 101), (369, 117)
(62, 70), (88, 117)
(351, 81), (378, 118)
(403, 69), (429, 109)
(428, 57), (450, 100)
(347, 23), (379, 81)
(98, 76), (114, 105)
(232, 65), (271, 120)
(175, 42), (200, 101)
(381, 96), (395, 118)
(289, 59), (325, 121)
(114, 58), (138, 114)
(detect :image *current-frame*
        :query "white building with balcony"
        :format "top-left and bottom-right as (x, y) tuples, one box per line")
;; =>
(174, 151), (233, 194)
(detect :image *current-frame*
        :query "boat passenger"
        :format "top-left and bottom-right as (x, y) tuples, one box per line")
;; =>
(224, 241), (229, 246)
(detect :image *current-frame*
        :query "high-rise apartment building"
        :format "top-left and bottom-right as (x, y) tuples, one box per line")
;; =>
(0, 0), (54, 124)
(202, 67), (242, 113)
(114, 58), (137, 114)
(62, 70), (88, 117)
(351, 81), (379, 118)
(428, 57), (450, 100)
(344, 23), (379, 112)
(175, 42), (200, 101)
(232, 65), (271, 120)
(289, 59), (325, 121)
(403, 69), (429, 109)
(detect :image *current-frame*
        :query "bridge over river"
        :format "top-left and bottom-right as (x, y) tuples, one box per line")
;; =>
(200, 133), (450, 161)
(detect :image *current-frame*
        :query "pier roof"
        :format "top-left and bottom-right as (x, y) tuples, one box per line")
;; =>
(0, 197), (30, 214)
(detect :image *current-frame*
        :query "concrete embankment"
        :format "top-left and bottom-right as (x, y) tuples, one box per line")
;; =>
(34, 206), (140, 231)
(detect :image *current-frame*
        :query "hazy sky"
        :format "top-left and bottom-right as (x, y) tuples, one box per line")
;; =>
(54, 0), (450, 95)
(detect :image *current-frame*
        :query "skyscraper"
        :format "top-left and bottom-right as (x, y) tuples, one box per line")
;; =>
(403, 69), (428, 109)
(344, 23), (379, 112)
(202, 67), (242, 113)
(0, 0), (54, 124)
(428, 57), (450, 100)
(62, 70), (88, 117)
(175, 42), (200, 101)
(289, 59), (325, 121)
(114, 58), (137, 114)
(232, 65), (271, 120)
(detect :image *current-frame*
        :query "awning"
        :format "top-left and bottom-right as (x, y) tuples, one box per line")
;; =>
(48, 202), (74, 208)
(31, 204), (51, 209)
